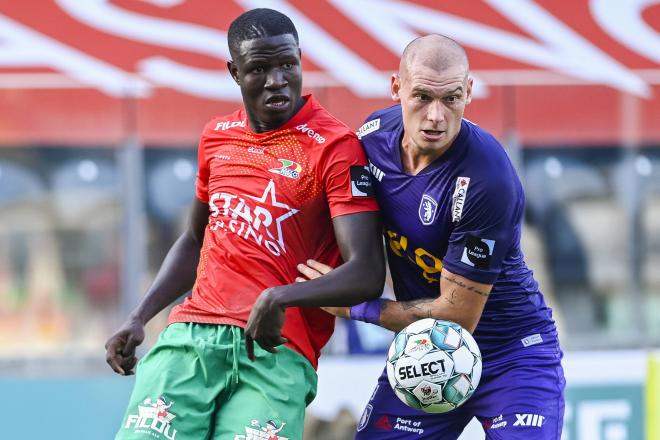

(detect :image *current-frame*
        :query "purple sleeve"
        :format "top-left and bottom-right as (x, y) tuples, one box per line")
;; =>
(441, 172), (523, 285)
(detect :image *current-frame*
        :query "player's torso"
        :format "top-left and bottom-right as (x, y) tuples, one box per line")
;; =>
(361, 111), (464, 302)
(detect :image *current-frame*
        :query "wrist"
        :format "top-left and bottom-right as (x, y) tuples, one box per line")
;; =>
(349, 298), (384, 325)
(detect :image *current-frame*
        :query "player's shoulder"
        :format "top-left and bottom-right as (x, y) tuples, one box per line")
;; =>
(303, 96), (356, 142)
(357, 104), (402, 141)
(460, 119), (520, 192)
(202, 108), (246, 135)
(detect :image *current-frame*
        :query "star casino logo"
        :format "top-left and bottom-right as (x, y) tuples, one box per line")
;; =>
(208, 180), (299, 256)
(269, 159), (302, 179)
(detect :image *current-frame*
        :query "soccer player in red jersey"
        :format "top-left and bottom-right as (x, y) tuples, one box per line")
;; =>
(105, 9), (385, 440)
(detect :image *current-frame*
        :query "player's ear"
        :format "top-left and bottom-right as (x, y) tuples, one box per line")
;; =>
(391, 73), (401, 102)
(465, 77), (473, 105)
(227, 60), (240, 85)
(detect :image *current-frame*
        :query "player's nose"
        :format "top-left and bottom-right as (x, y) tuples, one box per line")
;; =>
(425, 101), (445, 124)
(264, 68), (288, 89)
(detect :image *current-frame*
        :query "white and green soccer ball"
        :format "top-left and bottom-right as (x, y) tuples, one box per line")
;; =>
(386, 318), (482, 413)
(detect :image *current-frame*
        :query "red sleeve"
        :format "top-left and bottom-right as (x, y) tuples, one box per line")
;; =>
(195, 123), (212, 203)
(321, 132), (379, 217)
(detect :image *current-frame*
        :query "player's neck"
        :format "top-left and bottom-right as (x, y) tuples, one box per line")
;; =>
(400, 136), (452, 175)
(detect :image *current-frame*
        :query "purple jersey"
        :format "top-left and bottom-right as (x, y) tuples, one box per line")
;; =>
(359, 105), (558, 361)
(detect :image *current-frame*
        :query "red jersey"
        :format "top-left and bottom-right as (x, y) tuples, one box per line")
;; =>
(168, 95), (378, 367)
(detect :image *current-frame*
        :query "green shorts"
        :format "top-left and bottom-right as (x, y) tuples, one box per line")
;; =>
(115, 323), (317, 440)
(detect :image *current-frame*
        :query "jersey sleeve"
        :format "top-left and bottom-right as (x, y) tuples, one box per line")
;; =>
(320, 133), (379, 218)
(441, 173), (523, 285)
(195, 123), (212, 203)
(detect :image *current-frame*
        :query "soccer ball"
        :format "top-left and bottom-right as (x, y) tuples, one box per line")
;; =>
(386, 318), (482, 413)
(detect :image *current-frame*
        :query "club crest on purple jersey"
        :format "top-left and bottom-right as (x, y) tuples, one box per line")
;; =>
(418, 194), (438, 225)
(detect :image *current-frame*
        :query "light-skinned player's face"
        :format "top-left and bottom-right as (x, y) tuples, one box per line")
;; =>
(228, 34), (303, 133)
(392, 63), (472, 154)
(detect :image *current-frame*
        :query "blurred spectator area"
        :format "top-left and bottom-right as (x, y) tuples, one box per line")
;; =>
(0, 144), (659, 362)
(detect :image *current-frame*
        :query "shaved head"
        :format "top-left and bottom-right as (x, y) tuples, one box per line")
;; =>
(399, 35), (468, 82)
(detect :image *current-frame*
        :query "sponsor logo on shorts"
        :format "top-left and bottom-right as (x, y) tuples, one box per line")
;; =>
(451, 177), (470, 223)
(295, 123), (326, 144)
(269, 159), (302, 179)
(350, 165), (375, 197)
(461, 235), (495, 270)
(514, 413), (545, 427)
(393, 417), (425, 435)
(357, 404), (372, 432)
(419, 194), (438, 225)
(356, 118), (380, 139)
(375, 415), (392, 431)
(124, 395), (177, 440)
(215, 120), (246, 131)
(521, 334), (544, 347)
(234, 419), (288, 440)
(483, 414), (508, 430)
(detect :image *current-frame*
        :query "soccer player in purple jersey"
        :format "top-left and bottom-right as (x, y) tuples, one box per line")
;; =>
(297, 35), (565, 439)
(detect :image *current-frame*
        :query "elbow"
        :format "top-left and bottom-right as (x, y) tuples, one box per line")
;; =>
(355, 260), (386, 303)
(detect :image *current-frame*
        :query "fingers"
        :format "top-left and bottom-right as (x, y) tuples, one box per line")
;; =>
(245, 334), (288, 361)
(105, 337), (129, 375)
(122, 333), (141, 357)
(297, 263), (323, 280)
(245, 335), (255, 362)
(306, 259), (333, 274)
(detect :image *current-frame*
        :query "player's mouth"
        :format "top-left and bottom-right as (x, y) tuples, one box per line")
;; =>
(420, 129), (445, 142)
(264, 95), (291, 111)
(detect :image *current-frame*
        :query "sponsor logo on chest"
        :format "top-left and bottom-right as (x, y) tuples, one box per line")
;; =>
(269, 159), (302, 179)
(295, 123), (325, 144)
(451, 177), (470, 223)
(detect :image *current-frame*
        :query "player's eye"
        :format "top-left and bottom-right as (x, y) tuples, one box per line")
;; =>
(252, 66), (265, 74)
(414, 94), (431, 102)
(445, 95), (460, 103)
(282, 63), (294, 70)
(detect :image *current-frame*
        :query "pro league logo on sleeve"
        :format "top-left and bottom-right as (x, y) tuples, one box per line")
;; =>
(351, 165), (375, 197)
(461, 235), (495, 269)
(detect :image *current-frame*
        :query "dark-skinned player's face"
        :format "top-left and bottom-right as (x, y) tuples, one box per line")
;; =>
(228, 34), (302, 132)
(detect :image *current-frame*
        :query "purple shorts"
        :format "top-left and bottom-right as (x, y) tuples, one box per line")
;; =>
(355, 347), (565, 439)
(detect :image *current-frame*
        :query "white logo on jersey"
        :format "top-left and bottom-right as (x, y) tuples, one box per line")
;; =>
(215, 120), (246, 131)
(208, 180), (298, 256)
(418, 194), (438, 226)
(451, 177), (470, 223)
(295, 123), (325, 144)
(356, 118), (380, 139)
(513, 413), (545, 427)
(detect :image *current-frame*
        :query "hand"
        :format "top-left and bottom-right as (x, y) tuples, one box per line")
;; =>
(105, 317), (145, 375)
(297, 260), (349, 319)
(245, 288), (288, 361)
(295, 259), (333, 282)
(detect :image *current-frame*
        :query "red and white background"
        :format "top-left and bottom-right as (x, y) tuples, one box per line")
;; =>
(1, 0), (660, 146)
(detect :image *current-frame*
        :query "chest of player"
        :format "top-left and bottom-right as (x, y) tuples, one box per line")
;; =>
(374, 170), (461, 258)
(203, 134), (319, 207)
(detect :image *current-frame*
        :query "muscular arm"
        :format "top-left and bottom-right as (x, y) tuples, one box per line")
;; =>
(105, 199), (208, 374)
(273, 211), (385, 307)
(244, 211), (385, 359)
(378, 269), (491, 333)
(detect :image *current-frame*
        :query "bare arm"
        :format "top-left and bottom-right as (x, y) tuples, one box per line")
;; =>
(244, 211), (385, 359)
(378, 269), (491, 333)
(105, 199), (208, 375)
(298, 264), (490, 334)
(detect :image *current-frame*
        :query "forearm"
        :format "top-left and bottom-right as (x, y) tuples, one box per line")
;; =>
(378, 298), (447, 333)
(275, 259), (385, 308)
(130, 232), (201, 324)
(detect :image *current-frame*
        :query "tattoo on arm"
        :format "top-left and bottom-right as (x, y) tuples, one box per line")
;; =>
(441, 273), (491, 297)
(397, 298), (435, 318)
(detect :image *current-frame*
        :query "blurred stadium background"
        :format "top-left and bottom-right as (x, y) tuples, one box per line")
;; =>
(1, 1), (659, 439)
